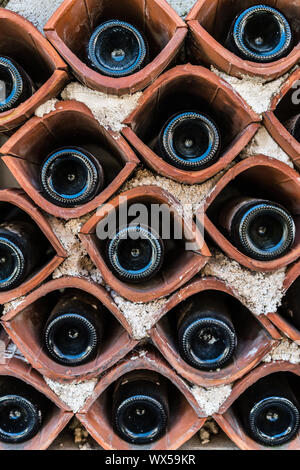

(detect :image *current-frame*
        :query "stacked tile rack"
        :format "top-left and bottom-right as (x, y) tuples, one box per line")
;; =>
(0, 0), (299, 451)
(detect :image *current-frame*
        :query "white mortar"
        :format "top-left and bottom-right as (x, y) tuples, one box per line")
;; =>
(166, 0), (197, 18)
(35, 99), (59, 117)
(263, 339), (300, 364)
(2, 296), (26, 315)
(6, 0), (64, 33)
(191, 383), (232, 416)
(202, 251), (286, 315)
(61, 83), (142, 134)
(110, 291), (168, 340)
(47, 215), (103, 284)
(44, 377), (98, 413)
(211, 66), (292, 115)
(122, 168), (224, 218)
(241, 126), (293, 167)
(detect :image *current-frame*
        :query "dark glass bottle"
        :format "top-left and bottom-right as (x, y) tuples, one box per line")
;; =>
(158, 111), (221, 170)
(43, 290), (103, 366)
(112, 371), (168, 444)
(225, 5), (293, 63)
(0, 376), (45, 443)
(284, 114), (300, 143)
(106, 225), (164, 283)
(219, 197), (295, 261)
(0, 56), (34, 113)
(235, 374), (300, 446)
(40, 146), (104, 207)
(280, 277), (300, 331)
(177, 294), (237, 370)
(0, 221), (42, 291)
(88, 20), (148, 77)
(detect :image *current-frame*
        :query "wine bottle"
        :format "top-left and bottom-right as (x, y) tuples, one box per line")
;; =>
(0, 221), (42, 291)
(43, 290), (103, 366)
(88, 20), (148, 77)
(225, 5), (293, 63)
(219, 197), (295, 261)
(106, 225), (164, 283)
(112, 371), (168, 444)
(158, 111), (221, 170)
(280, 277), (300, 331)
(0, 56), (34, 113)
(284, 114), (300, 143)
(40, 146), (104, 207)
(0, 376), (45, 443)
(177, 294), (237, 370)
(235, 374), (300, 446)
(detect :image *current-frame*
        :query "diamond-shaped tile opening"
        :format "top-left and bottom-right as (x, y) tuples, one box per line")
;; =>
(1, 100), (140, 220)
(76, 347), (206, 450)
(0, 330), (72, 450)
(150, 277), (280, 387)
(268, 260), (300, 344)
(214, 363), (300, 450)
(202, 155), (300, 272)
(0, 189), (66, 304)
(47, 415), (103, 449)
(0, 9), (69, 132)
(1, 277), (138, 382)
(123, 64), (260, 184)
(80, 185), (210, 303)
(187, 0), (300, 80)
(264, 68), (300, 168)
(44, 0), (187, 96)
